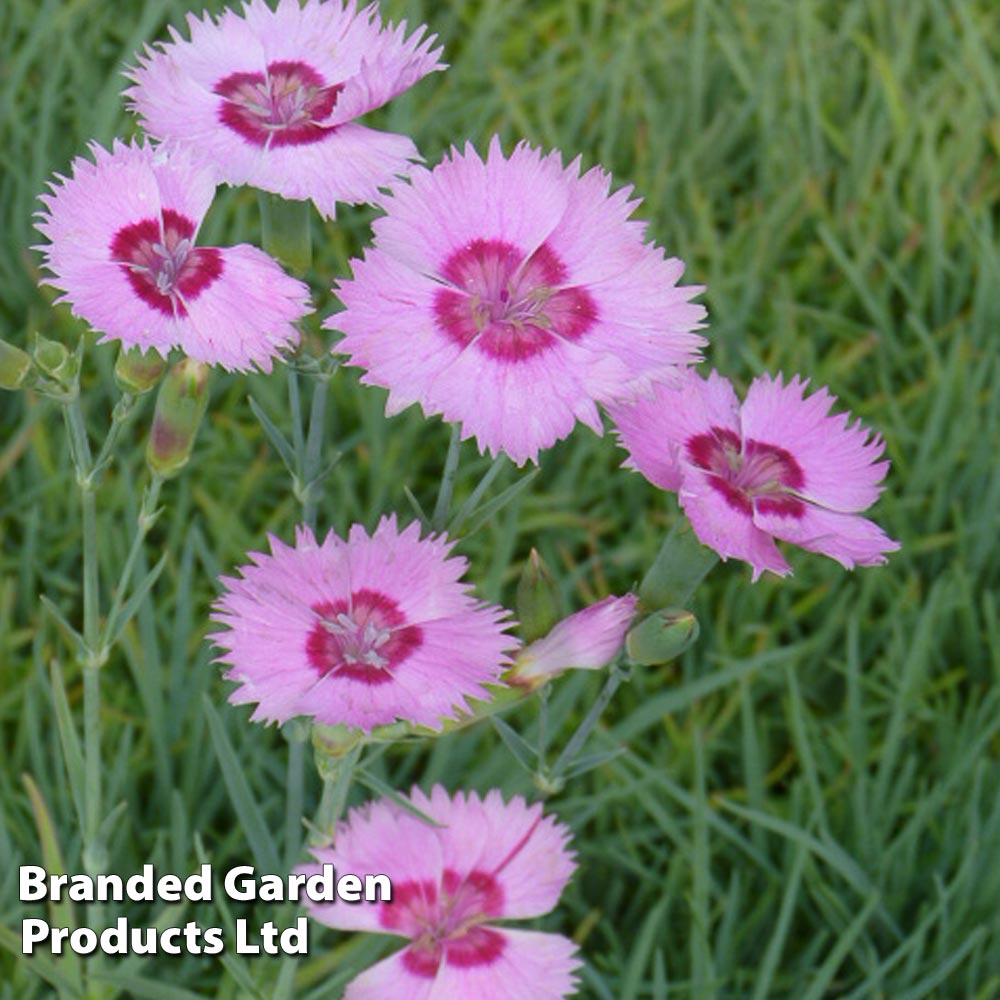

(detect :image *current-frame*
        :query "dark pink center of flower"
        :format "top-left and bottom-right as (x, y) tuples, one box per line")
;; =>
(381, 869), (506, 978)
(110, 209), (222, 317)
(433, 239), (597, 361)
(214, 60), (342, 148)
(686, 427), (806, 517)
(305, 589), (422, 685)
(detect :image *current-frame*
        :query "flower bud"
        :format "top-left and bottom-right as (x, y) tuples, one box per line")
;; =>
(0, 339), (33, 390)
(30, 332), (81, 396)
(515, 548), (561, 643)
(509, 594), (638, 688)
(312, 723), (365, 768)
(115, 346), (167, 395)
(146, 358), (210, 479)
(625, 608), (699, 666)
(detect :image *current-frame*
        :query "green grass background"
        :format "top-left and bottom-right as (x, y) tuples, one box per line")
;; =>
(2, 0), (999, 996)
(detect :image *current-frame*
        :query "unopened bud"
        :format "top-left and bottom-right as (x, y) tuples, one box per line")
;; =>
(30, 332), (81, 395)
(515, 548), (561, 643)
(146, 358), (210, 479)
(625, 608), (699, 666)
(115, 346), (167, 395)
(0, 339), (33, 390)
(312, 724), (364, 769)
(509, 594), (638, 688)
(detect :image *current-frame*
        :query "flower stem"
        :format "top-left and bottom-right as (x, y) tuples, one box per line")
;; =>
(432, 423), (463, 531)
(301, 376), (328, 529)
(81, 663), (103, 872)
(90, 391), (137, 484)
(283, 725), (308, 868)
(310, 744), (363, 846)
(259, 191), (312, 274)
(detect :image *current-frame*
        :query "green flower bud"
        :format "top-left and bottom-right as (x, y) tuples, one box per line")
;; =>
(30, 332), (81, 397)
(515, 548), (561, 643)
(146, 358), (210, 479)
(626, 608), (700, 666)
(0, 339), (33, 390)
(115, 346), (168, 395)
(312, 723), (365, 770)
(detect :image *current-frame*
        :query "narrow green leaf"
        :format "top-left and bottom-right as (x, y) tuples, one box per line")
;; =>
(48, 659), (86, 835)
(104, 553), (167, 648)
(249, 394), (299, 478)
(461, 468), (539, 537)
(354, 769), (443, 826)
(203, 697), (280, 874)
(22, 773), (84, 994)
(489, 715), (538, 774)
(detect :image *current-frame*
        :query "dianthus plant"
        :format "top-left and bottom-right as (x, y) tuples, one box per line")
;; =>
(6, 1), (899, 997)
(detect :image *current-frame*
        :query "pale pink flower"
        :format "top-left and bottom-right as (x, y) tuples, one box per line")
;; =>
(329, 136), (706, 465)
(210, 516), (516, 731)
(125, 0), (444, 219)
(34, 140), (309, 372)
(510, 594), (637, 686)
(299, 785), (580, 998)
(611, 370), (900, 579)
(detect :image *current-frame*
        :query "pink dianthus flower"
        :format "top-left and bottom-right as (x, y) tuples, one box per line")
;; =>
(611, 370), (900, 579)
(299, 785), (580, 998)
(329, 136), (706, 465)
(34, 140), (309, 372)
(210, 516), (516, 731)
(125, 0), (444, 219)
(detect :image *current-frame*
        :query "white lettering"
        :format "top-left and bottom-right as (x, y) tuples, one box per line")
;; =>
(366, 873), (392, 902)
(224, 866), (257, 902)
(21, 919), (49, 953)
(337, 873), (362, 902)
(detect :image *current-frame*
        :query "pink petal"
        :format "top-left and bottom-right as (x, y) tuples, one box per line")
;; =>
(610, 369), (740, 491)
(754, 503), (900, 570)
(407, 786), (576, 920)
(513, 594), (638, 682)
(740, 373), (891, 512)
(680, 465), (791, 580)
(424, 928), (580, 1000)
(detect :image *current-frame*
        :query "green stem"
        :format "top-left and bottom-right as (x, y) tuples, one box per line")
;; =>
(301, 378), (328, 529)
(81, 664), (103, 875)
(311, 744), (363, 846)
(287, 368), (306, 461)
(284, 732), (306, 868)
(80, 489), (100, 656)
(432, 423), (463, 531)
(639, 519), (720, 611)
(89, 392), (137, 485)
(259, 191), (312, 274)
(102, 475), (163, 646)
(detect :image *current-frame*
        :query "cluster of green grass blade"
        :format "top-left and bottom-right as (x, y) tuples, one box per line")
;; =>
(2, 0), (999, 997)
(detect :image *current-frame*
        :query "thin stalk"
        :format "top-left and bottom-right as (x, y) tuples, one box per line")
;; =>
(283, 735), (306, 868)
(311, 744), (363, 846)
(432, 423), (463, 531)
(301, 378), (328, 529)
(259, 191), (313, 274)
(287, 368), (306, 462)
(81, 664), (102, 874)
(102, 474), (164, 645)
(89, 392), (137, 484)
(80, 490), (100, 657)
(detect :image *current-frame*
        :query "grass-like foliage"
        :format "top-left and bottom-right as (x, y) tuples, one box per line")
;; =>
(2, 0), (999, 997)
